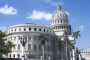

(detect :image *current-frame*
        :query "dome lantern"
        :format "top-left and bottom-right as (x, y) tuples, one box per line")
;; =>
(57, 4), (61, 10)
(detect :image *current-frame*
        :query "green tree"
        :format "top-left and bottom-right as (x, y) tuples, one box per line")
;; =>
(63, 30), (70, 60)
(72, 30), (80, 60)
(57, 38), (62, 47)
(72, 30), (80, 49)
(0, 30), (15, 57)
(72, 30), (80, 39)
(39, 33), (48, 60)
(27, 54), (34, 59)
(56, 37), (64, 60)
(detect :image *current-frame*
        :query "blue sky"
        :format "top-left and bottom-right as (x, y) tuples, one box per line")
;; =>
(0, 0), (90, 50)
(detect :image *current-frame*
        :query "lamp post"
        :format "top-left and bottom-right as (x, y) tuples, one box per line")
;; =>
(19, 36), (27, 60)
(40, 55), (42, 60)
(48, 56), (50, 60)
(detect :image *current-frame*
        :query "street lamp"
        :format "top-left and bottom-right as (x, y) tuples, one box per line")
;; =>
(19, 36), (27, 60)
(40, 55), (42, 60)
(48, 56), (50, 60)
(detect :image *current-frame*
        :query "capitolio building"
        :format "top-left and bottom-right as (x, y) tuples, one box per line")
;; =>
(6, 4), (75, 60)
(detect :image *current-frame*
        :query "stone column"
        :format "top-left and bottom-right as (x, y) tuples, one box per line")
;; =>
(72, 49), (75, 60)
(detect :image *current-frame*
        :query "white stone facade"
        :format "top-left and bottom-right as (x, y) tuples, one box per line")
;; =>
(80, 48), (90, 60)
(7, 23), (55, 59)
(6, 4), (75, 60)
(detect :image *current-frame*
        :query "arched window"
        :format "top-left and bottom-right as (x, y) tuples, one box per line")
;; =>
(13, 54), (15, 58)
(44, 29), (45, 32)
(15, 29), (16, 31)
(62, 26), (63, 29)
(64, 20), (65, 23)
(10, 54), (11, 58)
(14, 37), (16, 41)
(18, 44), (20, 50)
(55, 21), (56, 23)
(58, 20), (59, 23)
(53, 21), (54, 23)
(19, 28), (21, 31)
(39, 28), (41, 31)
(60, 26), (61, 29)
(58, 26), (59, 29)
(56, 26), (57, 29)
(64, 26), (65, 29)
(34, 28), (37, 31)
(12, 29), (13, 32)
(47, 30), (49, 32)
(17, 54), (20, 58)
(29, 28), (31, 31)
(24, 28), (26, 31)
(61, 20), (62, 23)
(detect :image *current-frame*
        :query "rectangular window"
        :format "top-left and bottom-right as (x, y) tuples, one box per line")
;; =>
(18, 44), (20, 50)
(39, 45), (41, 50)
(28, 44), (31, 50)
(34, 44), (37, 50)
(47, 45), (49, 51)
(28, 36), (31, 40)
(34, 36), (37, 40)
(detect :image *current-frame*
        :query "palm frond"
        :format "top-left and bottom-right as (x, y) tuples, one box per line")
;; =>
(39, 33), (48, 45)
(72, 30), (80, 39)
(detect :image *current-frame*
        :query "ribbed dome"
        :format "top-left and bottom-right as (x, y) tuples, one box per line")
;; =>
(52, 4), (67, 19)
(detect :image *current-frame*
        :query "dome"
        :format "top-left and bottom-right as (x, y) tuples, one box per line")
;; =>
(52, 4), (67, 19)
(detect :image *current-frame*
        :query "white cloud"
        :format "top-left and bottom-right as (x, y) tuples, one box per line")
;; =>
(65, 11), (70, 16)
(0, 26), (7, 31)
(26, 10), (52, 21)
(78, 25), (85, 31)
(0, 5), (17, 15)
(44, 0), (64, 6)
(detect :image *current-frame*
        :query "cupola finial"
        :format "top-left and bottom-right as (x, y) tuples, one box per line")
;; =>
(57, 4), (61, 10)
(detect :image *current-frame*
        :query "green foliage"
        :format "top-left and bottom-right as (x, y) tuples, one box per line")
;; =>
(72, 30), (80, 39)
(39, 33), (48, 45)
(63, 30), (74, 47)
(27, 54), (34, 59)
(63, 30), (70, 37)
(0, 30), (15, 55)
(63, 30), (80, 48)
(57, 38), (63, 47)
(0, 30), (8, 40)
